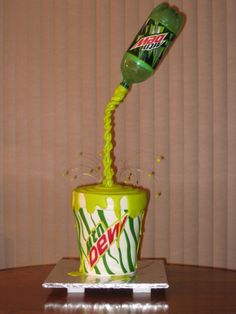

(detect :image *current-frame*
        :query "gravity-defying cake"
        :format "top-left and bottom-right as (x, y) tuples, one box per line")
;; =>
(72, 3), (184, 277)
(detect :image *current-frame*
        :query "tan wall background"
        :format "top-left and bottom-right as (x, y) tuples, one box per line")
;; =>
(0, 0), (236, 269)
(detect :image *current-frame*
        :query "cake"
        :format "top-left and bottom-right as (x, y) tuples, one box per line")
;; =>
(72, 184), (147, 276)
(68, 3), (185, 279)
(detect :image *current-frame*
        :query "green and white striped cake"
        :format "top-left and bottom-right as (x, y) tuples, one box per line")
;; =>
(72, 184), (147, 276)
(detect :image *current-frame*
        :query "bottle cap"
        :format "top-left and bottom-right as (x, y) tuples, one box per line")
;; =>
(150, 3), (184, 35)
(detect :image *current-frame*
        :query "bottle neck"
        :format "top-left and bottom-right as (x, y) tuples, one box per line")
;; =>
(120, 80), (131, 90)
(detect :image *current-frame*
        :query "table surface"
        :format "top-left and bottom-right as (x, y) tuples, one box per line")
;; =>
(0, 259), (236, 314)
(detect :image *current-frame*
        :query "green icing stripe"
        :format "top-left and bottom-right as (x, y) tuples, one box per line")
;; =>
(79, 208), (91, 234)
(73, 209), (92, 273)
(75, 210), (87, 242)
(75, 223), (90, 263)
(90, 214), (97, 227)
(128, 217), (138, 250)
(107, 246), (119, 264)
(97, 209), (108, 228)
(74, 210), (90, 268)
(73, 210), (82, 247)
(136, 215), (143, 255)
(94, 265), (101, 275)
(138, 215), (142, 236)
(83, 263), (88, 274)
(73, 222), (90, 272)
(102, 256), (115, 275)
(118, 247), (128, 274)
(124, 229), (135, 272)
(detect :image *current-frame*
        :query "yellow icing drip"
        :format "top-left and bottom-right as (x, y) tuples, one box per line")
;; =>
(68, 271), (135, 282)
(72, 184), (147, 219)
(102, 84), (129, 187)
(68, 271), (82, 277)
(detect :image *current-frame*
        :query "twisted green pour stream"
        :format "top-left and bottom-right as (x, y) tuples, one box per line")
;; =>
(102, 84), (129, 187)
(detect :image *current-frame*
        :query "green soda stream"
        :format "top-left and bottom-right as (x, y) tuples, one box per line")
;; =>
(103, 3), (185, 187)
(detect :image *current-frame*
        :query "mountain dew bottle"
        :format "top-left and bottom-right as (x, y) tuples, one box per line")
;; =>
(120, 3), (184, 89)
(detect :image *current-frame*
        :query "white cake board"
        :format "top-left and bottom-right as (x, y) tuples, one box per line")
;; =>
(42, 258), (169, 294)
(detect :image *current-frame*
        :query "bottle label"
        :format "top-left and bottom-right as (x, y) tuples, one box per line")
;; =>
(128, 18), (176, 70)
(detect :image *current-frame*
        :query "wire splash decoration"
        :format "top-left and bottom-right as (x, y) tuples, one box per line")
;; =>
(62, 152), (164, 198)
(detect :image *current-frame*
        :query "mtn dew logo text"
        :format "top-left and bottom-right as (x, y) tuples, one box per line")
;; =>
(128, 18), (176, 70)
(74, 205), (144, 276)
(87, 214), (128, 268)
(130, 33), (167, 51)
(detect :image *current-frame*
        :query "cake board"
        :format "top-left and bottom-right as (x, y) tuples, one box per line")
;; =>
(42, 258), (169, 294)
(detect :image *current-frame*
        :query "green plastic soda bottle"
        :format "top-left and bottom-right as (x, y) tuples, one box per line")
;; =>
(120, 3), (185, 89)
